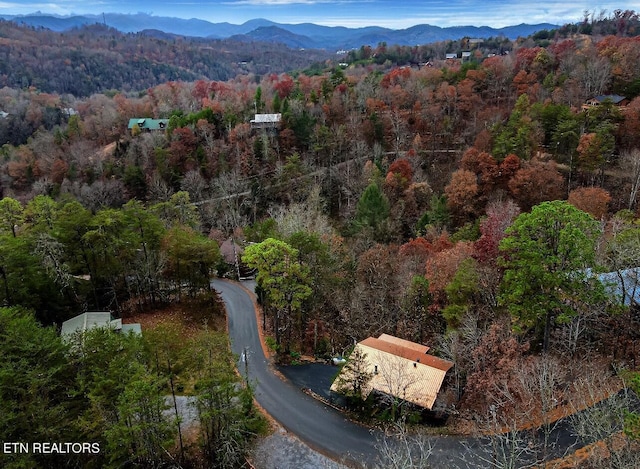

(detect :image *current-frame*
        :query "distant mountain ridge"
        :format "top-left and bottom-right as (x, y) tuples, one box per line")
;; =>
(0, 12), (558, 50)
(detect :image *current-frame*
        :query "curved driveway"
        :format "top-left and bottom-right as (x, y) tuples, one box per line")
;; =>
(214, 279), (585, 468)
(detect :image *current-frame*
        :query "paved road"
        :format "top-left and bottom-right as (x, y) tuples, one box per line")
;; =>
(214, 279), (596, 469)
(214, 279), (382, 467)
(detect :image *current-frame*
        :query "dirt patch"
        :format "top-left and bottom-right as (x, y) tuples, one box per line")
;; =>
(124, 294), (227, 338)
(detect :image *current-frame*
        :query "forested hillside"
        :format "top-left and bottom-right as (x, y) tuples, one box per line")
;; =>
(0, 21), (332, 96)
(2, 9), (640, 468)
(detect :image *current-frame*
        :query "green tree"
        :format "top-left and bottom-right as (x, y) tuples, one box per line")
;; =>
(162, 225), (221, 299)
(242, 238), (312, 353)
(82, 208), (135, 312)
(416, 194), (450, 234)
(332, 346), (373, 404)
(152, 191), (201, 230)
(254, 86), (264, 113)
(122, 200), (166, 307)
(144, 325), (188, 462)
(0, 197), (24, 237)
(24, 195), (58, 233)
(443, 258), (480, 329)
(0, 307), (82, 469)
(287, 231), (343, 315)
(104, 370), (174, 468)
(191, 330), (265, 468)
(0, 234), (65, 323)
(355, 183), (390, 240)
(492, 94), (540, 160)
(73, 327), (176, 468)
(53, 200), (94, 274)
(625, 373), (640, 441)
(499, 201), (605, 352)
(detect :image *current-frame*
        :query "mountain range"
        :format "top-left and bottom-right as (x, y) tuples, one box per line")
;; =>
(0, 12), (558, 50)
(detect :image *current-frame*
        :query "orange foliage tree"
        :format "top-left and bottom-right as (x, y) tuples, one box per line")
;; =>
(568, 186), (612, 219)
(445, 169), (480, 223)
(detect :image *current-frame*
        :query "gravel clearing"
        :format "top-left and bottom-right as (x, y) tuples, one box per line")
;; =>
(250, 426), (351, 469)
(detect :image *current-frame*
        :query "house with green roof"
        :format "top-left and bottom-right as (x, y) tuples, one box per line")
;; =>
(127, 118), (169, 133)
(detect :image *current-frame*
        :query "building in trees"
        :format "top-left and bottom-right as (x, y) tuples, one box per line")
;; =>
(583, 94), (629, 109)
(250, 113), (281, 131)
(597, 267), (640, 306)
(127, 118), (169, 133)
(61, 311), (141, 339)
(330, 333), (453, 411)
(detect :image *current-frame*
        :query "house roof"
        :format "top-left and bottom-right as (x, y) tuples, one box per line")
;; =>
(61, 312), (141, 337)
(598, 267), (640, 306)
(378, 333), (430, 354)
(61, 312), (113, 336)
(251, 113), (281, 124)
(331, 334), (453, 410)
(127, 118), (169, 130)
(591, 95), (627, 105)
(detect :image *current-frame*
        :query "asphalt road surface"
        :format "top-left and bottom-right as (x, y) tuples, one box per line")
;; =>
(213, 279), (593, 469)
(214, 279), (382, 466)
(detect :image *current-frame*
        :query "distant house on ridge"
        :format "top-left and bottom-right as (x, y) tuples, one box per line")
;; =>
(127, 118), (169, 132)
(250, 113), (281, 131)
(583, 95), (629, 110)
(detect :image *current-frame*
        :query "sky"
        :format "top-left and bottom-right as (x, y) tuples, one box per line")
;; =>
(0, 1), (637, 29)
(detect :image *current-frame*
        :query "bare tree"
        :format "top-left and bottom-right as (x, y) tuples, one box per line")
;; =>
(180, 169), (209, 202)
(516, 355), (565, 462)
(269, 185), (334, 238)
(78, 179), (126, 211)
(569, 386), (640, 469)
(375, 421), (434, 469)
(572, 52), (612, 99)
(469, 407), (538, 469)
(148, 172), (174, 203)
(376, 354), (420, 420)
(210, 168), (250, 233)
(620, 148), (640, 210)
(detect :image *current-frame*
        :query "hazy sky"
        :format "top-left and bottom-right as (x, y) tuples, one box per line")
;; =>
(0, 1), (637, 29)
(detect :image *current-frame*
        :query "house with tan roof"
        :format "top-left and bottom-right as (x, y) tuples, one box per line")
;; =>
(330, 333), (453, 410)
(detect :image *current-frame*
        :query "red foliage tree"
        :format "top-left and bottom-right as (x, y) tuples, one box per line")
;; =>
(169, 127), (199, 173)
(473, 200), (521, 264)
(273, 73), (295, 99)
(508, 161), (564, 211)
(462, 320), (529, 414)
(385, 158), (413, 188)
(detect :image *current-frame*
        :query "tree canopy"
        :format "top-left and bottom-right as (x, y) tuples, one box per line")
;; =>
(499, 200), (605, 351)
